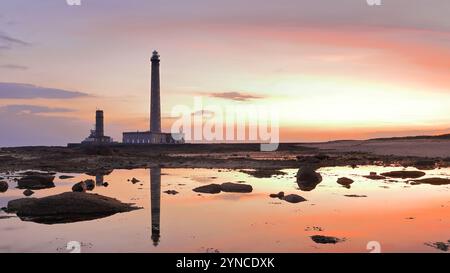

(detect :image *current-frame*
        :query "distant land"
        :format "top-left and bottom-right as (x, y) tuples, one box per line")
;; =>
(370, 133), (450, 141)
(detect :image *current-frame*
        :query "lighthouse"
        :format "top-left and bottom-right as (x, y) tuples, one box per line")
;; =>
(150, 50), (161, 133)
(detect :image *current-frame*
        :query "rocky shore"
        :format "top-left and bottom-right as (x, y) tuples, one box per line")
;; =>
(1, 141), (449, 174)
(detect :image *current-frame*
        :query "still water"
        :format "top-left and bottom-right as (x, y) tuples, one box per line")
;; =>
(0, 166), (449, 253)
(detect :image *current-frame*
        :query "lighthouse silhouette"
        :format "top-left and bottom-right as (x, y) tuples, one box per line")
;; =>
(150, 50), (161, 134)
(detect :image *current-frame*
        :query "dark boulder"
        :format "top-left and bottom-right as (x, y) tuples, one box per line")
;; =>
(380, 171), (426, 179)
(269, 192), (285, 199)
(131, 177), (140, 184)
(84, 179), (95, 191)
(337, 177), (354, 188)
(6, 192), (141, 224)
(193, 184), (222, 194)
(296, 166), (322, 191)
(17, 175), (55, 190)
(72, 181), (87, 192)
(0, 181), (8, 193)
(240, 169), (286, 178)
(364, 172), (386, 180)
(283, 194), (307, 203)
(23, 189), (34, 196)
(59, 175), (75, 179)
(193, 183), (253, 194)
(220, 182), (253, 193)
(410, 178), (450, 186)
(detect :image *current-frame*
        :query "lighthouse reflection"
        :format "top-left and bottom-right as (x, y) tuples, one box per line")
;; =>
(150, 167), (161, 246)
(95, 174), (104, 186)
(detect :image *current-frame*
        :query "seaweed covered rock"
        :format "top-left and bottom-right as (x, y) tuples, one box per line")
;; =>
(296, 166), (322, 191)
(17, 175), (55, 190)
(380, 171), (425, 179)
(6, 192), (141, 224)
(220, 182), (253, 193)
(0, 181), (8, 193)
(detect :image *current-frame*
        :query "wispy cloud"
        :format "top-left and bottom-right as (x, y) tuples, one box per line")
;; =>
(0, 32), (30, 46)
(0, 64), (28, 70)
(0, 82), (89, 99)
(207, 92), (265, 101)
(0, 104), (74, 114)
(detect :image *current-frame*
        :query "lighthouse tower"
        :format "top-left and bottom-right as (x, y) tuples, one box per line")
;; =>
(150, 50), (161, 133)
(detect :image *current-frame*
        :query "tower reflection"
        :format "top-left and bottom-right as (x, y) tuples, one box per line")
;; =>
(150, 167), (161, 246)
(95, 174), (104, 186)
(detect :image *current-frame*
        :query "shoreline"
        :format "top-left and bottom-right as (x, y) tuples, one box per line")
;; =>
(1, 140), (449, 173)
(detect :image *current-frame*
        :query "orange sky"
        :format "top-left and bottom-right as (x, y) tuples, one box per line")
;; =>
(0, 1), (449, 145)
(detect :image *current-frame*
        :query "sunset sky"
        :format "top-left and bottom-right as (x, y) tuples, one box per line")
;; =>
(1, 0), (450, 146)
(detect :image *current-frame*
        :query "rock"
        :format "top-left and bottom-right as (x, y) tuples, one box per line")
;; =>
(364, 172), (386, 180)
(311, 235), (345, 244)
(296, 156), (321, 164)
(414, 160), (437, 170)
(344, 194), (367, 198)
(59, 175), (75, 179)
(85, 169), (114, 177)
(193, 184), (222, 194)
(314, 154), (330, 161)
(131, 177), (140, 184)
(23, 189), (34, 196)
(410, 178), (450, 186)
(84, 179), (95, 191)
(81, 145), (114, 156)
(240, 169), (286, 178)
(220, 182), (253, 193)
(6, 192), (141, 224)
(72, 181), (87, 192)
(0, 181), (8, 192)
(163, 190), (179, 195)
(269, 192), (285, 199)
(296, 166), (322, 191)
(283, 194), (307, 203)
(192, 183), (253, 194)
(17, 175), (55, 190)
(380, 171), (425, 179)
(337, 177), (354, 188)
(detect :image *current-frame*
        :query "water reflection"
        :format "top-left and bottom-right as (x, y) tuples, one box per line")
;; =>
(150, 167), (161, 246)
(95, 174), (104, 186)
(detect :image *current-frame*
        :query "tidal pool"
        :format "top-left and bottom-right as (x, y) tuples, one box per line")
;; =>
(0, 166), (449, 253)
